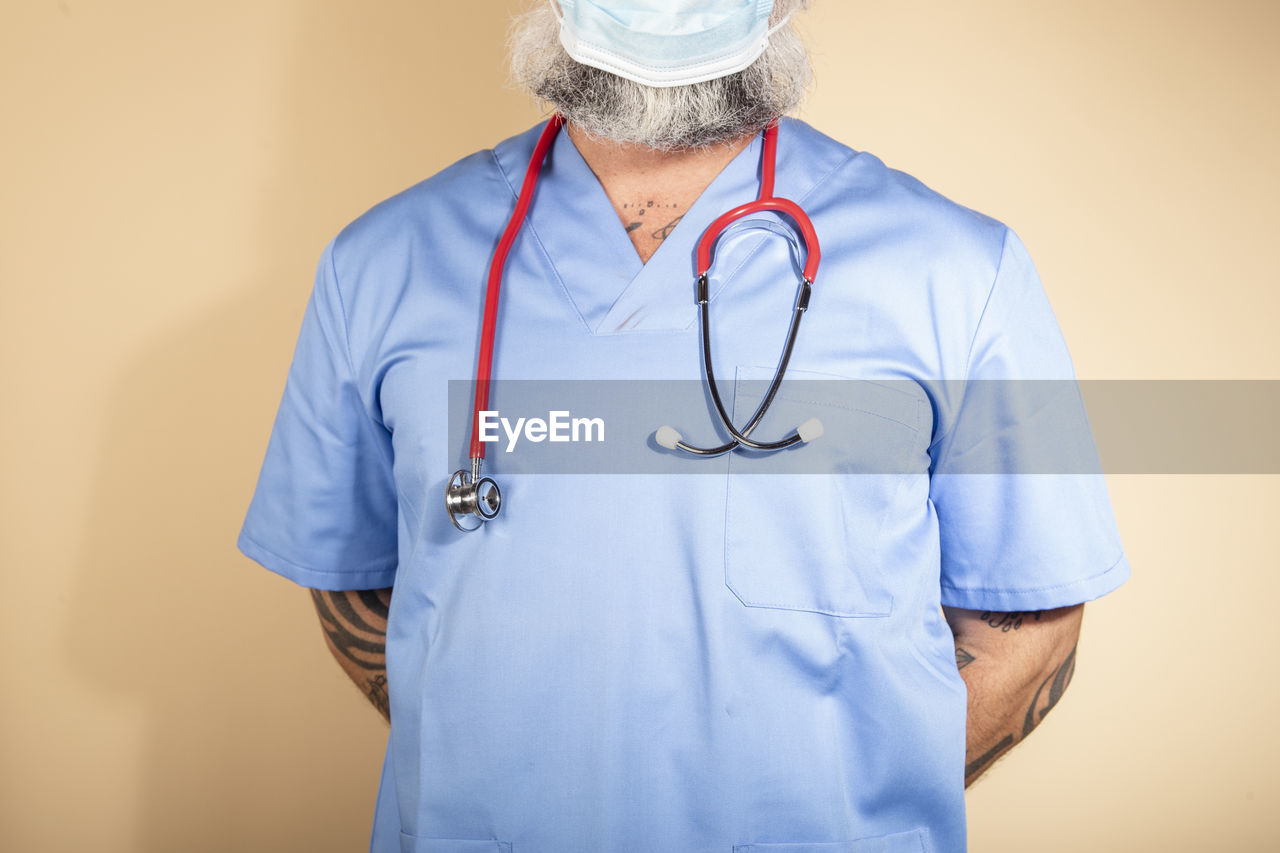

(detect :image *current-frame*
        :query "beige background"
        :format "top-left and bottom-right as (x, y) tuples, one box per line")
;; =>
(2, 0), (1276, 850)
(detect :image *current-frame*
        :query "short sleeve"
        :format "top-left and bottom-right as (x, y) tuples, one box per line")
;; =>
(237, 242), (399, 590)
(929, 228), (1130, 610)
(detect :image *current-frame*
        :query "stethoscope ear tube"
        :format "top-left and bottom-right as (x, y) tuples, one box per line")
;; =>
(695, 197), (821, 284)
(667, 121), (823, 458)
(665, 271), (817, 457)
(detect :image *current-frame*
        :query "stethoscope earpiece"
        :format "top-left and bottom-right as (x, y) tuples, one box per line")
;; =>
(655, 425), (683, 450)
(797, 418), (824, 443)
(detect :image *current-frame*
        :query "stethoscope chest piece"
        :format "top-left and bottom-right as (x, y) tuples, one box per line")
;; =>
(445, 466), (502, 532)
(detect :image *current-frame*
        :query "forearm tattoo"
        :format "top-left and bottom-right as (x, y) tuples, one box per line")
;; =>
(367, 673), (390, 718)
(965, 734), (1015, 781)
(963, 643), (1079, 785)
(1022, 644), (1076, 737)
(310, 588), (390, 669)
(311, 588), (392, 717)
(979, 610), (1042, 632)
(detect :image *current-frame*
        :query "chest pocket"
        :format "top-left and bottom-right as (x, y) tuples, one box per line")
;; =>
(724, 367), (927, 618)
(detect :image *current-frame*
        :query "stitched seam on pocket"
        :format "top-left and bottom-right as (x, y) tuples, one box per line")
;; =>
(735, 391), (922, 431)
(724, 472), (886, 616)
(724, 367), (915, 618)
(724, 455), (902, 616)
(734, 368), (926, 431)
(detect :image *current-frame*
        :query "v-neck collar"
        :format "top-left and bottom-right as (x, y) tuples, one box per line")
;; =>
(491, 118), (854, 336)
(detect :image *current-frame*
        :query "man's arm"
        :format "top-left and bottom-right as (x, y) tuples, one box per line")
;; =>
(309, 587), (393, 722)
(944, 604), (1084, 787)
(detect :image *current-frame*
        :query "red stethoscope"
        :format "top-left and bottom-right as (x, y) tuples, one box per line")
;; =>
(445, 115), (823, 531)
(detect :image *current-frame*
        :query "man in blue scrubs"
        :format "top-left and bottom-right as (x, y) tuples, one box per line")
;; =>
(238, 2), (1128, 850)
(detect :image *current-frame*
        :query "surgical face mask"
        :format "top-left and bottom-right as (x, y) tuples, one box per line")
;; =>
(553, 0), (790, 88)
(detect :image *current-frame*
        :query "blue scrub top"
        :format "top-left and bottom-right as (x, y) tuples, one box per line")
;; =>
(238, 118), (1128, 853)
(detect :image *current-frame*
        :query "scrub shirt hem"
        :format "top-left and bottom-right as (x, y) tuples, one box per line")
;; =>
(938, 551), (1129, 611)
(237, 528), (397, 591)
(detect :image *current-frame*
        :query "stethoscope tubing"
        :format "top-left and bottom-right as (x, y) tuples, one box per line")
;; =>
(673, 120), (820, 457)
(469, 114), (566, 462)
(677, 280), (809, 456)
(449, 115), (822, 529)
(695, 197), (820, 283)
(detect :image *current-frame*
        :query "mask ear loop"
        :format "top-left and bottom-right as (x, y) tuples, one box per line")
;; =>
(765, 9), (797, 40)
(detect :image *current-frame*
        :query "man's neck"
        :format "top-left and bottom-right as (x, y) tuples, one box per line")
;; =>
(566, 123), (757, 265)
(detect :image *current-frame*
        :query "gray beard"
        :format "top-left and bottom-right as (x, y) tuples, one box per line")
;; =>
(508, 2), (813, 151)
